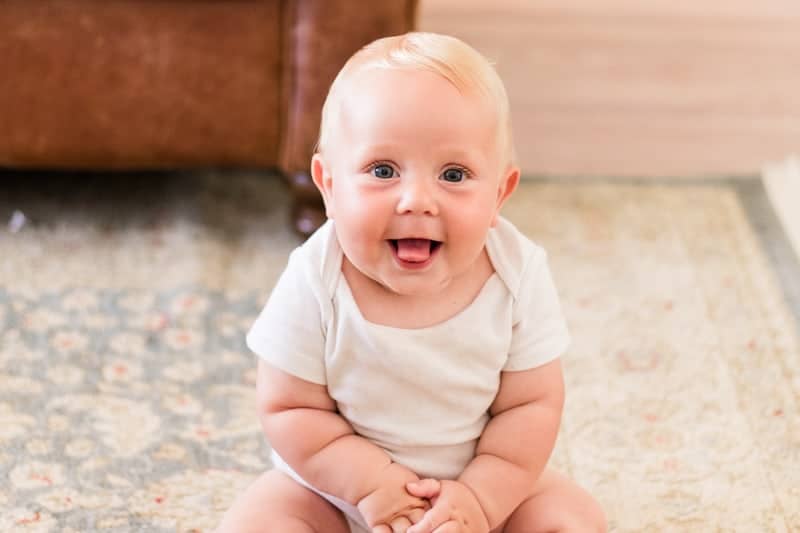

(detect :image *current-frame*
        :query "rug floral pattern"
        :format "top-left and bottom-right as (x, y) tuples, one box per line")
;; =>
(0, 286), (270, 532)
(1, 175), (798, 531)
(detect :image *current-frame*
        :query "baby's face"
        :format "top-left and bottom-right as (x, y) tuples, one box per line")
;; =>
(314, 67), (517, 296)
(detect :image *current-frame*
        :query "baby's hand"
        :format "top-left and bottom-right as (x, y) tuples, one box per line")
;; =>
(405, 479), (489, 533)
(357, 462), (430, 532)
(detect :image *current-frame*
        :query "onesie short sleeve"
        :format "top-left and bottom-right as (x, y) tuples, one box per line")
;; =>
(245, 245), (328, 385)
(484, 216), (570, 372)
(504, 248), (570, 371)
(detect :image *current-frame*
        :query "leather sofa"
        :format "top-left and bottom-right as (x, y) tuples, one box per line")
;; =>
(0, 0), (418, 235)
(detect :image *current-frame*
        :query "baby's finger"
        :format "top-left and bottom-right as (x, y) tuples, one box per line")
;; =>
(406, 478), (441, 498)
(372, 525), (393, 533)
(407, 505), (448, 533)
(432, 520), (461, 533)
(389, 515), (412, 533)
(407, 507), (427, 524)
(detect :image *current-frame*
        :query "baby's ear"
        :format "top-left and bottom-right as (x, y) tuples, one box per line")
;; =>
(491, 166), (520, 227)
(311, 153), (334, 218)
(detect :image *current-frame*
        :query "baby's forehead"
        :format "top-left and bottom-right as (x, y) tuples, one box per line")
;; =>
(337, 66), (494, 118)
(325, 79), (502, 167)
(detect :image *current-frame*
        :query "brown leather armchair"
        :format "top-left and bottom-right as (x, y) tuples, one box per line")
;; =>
(0, 0), (418, 235)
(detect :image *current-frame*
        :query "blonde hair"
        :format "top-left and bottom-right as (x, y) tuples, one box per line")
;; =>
(316, 32), (515, 168)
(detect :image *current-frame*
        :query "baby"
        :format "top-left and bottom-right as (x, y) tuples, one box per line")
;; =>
(218, 32), (606, 533)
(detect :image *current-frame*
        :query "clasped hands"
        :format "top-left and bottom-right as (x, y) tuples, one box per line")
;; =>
(357, 463), (490, 533)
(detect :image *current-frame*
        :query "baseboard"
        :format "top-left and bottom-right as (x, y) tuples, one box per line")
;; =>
(763, 156), (800, 262)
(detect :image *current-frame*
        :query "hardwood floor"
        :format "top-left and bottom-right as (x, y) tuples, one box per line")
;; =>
(418, 0), (800, 177)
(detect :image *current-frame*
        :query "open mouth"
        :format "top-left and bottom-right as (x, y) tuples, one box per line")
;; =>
(388, 238), (442, 267)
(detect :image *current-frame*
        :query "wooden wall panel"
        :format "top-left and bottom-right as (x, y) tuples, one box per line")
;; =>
(419, 1), (800, 177)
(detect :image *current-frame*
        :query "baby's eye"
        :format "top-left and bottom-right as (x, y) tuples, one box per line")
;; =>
(372, 164), (396, 179)
(441, 168), (465, 183)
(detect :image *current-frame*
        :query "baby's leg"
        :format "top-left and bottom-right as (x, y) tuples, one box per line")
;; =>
(498, 467), (606, 533)
(216, 469), (351, 533)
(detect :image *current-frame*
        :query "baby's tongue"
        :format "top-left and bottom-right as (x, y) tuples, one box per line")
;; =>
(395, 238), (431, 262)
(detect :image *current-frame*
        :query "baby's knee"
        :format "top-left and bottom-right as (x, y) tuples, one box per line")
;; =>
(216, 470), (349, 533)
(541, 500), (606, 533)
(572, 496), (607, 533)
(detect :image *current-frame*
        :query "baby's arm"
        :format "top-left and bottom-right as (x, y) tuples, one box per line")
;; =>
(458, 358), (565, 529)
(256, 360), (427, 525)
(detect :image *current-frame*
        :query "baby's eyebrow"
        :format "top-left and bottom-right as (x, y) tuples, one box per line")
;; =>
(354, 143), (403, 157)
(357, 144), (475, 158)
(440, 149), (475, 161)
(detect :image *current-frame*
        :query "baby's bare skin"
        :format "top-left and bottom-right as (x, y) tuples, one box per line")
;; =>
(217, 467), (603, 533)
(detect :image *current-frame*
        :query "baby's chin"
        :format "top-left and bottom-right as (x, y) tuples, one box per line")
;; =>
(373, 272), (454, 298)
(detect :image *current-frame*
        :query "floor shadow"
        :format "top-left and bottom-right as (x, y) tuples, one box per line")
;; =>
(0, 167), (292, 238)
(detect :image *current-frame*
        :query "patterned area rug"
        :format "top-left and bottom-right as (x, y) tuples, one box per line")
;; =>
(1, 172), (799, 532)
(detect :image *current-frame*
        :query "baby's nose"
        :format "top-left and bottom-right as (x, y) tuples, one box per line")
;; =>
(396, 178), (439, 216)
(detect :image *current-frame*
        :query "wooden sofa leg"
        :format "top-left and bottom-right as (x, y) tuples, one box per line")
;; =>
(288, 170), (326, 237)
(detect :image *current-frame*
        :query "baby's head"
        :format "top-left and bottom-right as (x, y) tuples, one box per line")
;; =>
(317, 31), (515, 170)
(311, 32), (520, 297)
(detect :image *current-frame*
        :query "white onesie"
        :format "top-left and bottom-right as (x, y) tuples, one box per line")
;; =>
(246, 217), (570, 531)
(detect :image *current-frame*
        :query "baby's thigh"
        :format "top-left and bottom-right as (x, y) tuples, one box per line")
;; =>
(500, 468), (606, 533)
(216, 469), (351, 533)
